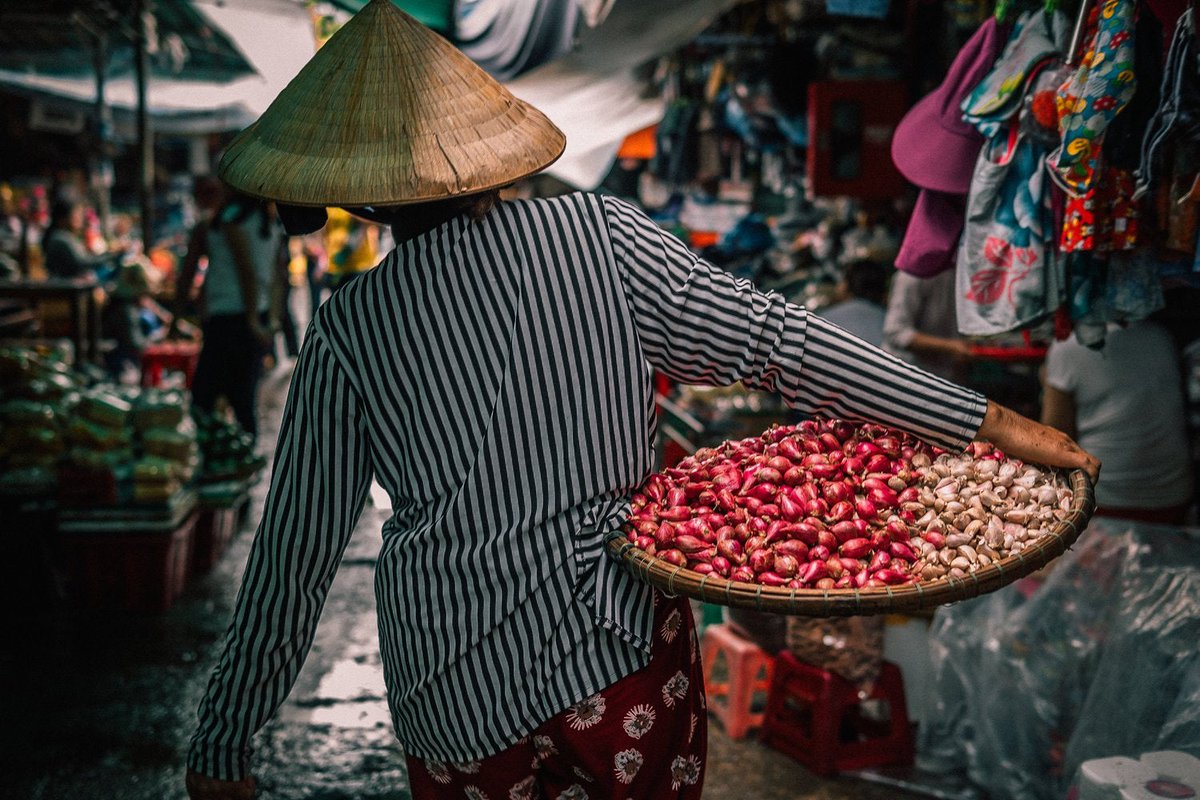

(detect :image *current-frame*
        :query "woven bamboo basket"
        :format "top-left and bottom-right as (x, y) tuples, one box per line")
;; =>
(605, 469), (1095, 616)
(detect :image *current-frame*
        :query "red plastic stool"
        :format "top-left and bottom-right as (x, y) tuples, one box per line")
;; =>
(141, 341), (201, 388)
(760, 650), (914, 776)
(701, 623), (775, 740)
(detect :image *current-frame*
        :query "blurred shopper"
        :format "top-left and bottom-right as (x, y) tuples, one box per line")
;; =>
(883, 268), (973, 382)
(1042, 320), (1193, 524)
(174, 190), (286, 441)
(42, 199), (124, 281)
(302, 235), (326, 316)
(102, 261), (169, 381)
(819, 260), (888, 346)
(323, 206), (379, 291)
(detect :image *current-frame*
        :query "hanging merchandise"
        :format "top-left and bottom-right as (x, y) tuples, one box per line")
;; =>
(651, 98), (701, 186)
(1067, 250), (1166, 346)
(1134, 8), (1200, 198)
(454, 0), (580, 81)
(893, 16), (1009, 277)
(961, 8), (1070, 139)
(1049, 0), (1138, 196)
(896, 189), (971, 276)
(956, 123), (1064, 334)
(1060, 166), (1140, 251)
(892, 17), (1009, 195)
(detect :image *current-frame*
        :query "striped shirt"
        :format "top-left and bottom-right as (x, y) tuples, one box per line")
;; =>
(189, 193), (986, 779)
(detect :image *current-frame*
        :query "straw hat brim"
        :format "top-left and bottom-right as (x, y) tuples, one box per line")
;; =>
(218, 0), (566, 208)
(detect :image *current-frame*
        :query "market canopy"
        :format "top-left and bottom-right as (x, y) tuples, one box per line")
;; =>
(0, 0), (254, 83)
(0, 0), (314, 136)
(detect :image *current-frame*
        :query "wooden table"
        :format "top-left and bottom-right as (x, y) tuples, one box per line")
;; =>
(0, 277), (102, 366)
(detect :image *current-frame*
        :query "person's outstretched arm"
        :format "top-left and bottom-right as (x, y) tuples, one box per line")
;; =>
(186, 328), (374, 796)
(603, 196), (1098, 482)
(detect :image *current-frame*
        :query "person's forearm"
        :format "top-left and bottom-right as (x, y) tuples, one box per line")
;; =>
(978, 400), (1099, 481)
(908, 331), (969, 358)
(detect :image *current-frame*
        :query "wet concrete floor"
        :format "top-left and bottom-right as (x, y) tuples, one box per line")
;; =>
(1, 362), (923, 800)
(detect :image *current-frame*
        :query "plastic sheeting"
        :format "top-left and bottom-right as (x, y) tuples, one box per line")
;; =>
(917, 519), (1200, 800)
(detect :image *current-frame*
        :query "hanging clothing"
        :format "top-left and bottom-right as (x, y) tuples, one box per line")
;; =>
(961, 9), (1067, 139)
(1050, 0), (1138, 195)
(188, 194), (987, 781)
(1060, 166), (1140, 251)
(956, 127), (1063, 335)
(1134, 8), (1200, 197)
(455, 0), (579, 81)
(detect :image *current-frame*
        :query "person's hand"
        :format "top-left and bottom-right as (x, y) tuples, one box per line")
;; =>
(185, 770), (256, 800)
(950, 339), (975, 363)
(976, 400), (1100, 484)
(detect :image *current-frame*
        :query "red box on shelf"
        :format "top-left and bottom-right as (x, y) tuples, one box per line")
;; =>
(191, 505), (237, 575)
(63, 509), (197, 613)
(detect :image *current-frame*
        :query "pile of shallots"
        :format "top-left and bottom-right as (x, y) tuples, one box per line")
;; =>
(623, 419), (1074, 590)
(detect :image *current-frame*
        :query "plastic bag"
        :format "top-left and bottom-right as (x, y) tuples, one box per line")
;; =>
(918, 520), (1200, 800)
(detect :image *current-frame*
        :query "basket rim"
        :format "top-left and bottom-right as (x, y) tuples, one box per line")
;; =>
(605, 469), (1096, 616)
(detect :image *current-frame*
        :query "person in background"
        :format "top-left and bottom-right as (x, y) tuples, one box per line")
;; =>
(0, 184), (29, 276)
(174, 189), (287, 441)
(102, 260), (168, 381)
(302, 235), (326, 317)
(322, 206), (379, 292)
(819, 259), (888, 346)
(42, 198), (124, 281)
(1041, 320), (1193, 524)
(883, 268), (974, 382)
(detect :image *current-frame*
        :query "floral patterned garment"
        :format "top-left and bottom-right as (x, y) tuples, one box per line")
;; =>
(1060, 167), (1139, 251)
(404, 592), (707, 800)
(1051, 0), (1137, 195)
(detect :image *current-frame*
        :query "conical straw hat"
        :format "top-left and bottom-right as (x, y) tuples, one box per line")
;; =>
(218, 0), (566, 207)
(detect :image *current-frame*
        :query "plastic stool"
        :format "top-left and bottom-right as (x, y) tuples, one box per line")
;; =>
(760, 650), (914, 776)
(701, 623), (775, 740)
(141, 341), (201, 388)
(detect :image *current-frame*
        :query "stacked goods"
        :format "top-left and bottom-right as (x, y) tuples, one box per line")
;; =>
(623, 419), (1074, 590)
(62, 390), (136, 506)
(0, 346), (80, 494)
(135, 389), (199, 491)
(0, 400), (65, 491)
(193, 409), (265, 483)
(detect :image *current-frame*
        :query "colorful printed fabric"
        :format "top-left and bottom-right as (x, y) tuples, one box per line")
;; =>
(1051, 0), (1138, 195)
(961, 9), (1068, 139)
(404, 592), (707, 800)
(1060, 167), (1139, 251)
(957, 126), (1065, 335)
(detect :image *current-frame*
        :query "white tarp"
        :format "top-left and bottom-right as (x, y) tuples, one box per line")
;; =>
(0, 0), (313, 136)
(506, 0), (744, 189)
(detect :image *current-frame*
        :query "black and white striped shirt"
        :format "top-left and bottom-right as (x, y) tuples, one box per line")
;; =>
(189, 193), (986, 779)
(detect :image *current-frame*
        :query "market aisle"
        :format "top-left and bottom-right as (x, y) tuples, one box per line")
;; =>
(1, 355), (921, 800)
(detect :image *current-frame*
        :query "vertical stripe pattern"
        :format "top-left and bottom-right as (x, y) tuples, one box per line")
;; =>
(189, 193), (986, 780)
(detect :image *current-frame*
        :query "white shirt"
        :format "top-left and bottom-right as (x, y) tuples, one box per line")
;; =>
(883, 269), (964, 382)
(1044, 322), (1192, 508)
(203, 206), (282, 317)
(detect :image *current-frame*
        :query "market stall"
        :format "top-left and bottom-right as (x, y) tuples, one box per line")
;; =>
(0, 344), (263, 613)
